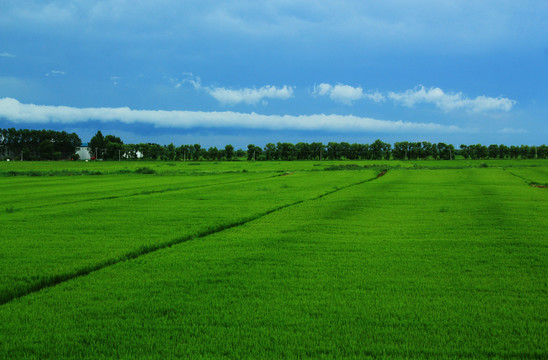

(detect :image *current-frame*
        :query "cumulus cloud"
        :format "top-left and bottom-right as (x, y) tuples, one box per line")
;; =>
(388, 85), (515, 112)
(313, 83), (516, 113)
(313, 83), (385, 105)
(208, 85), (294, 105)
(0, 97), (461, 134)
(174, 73), (294, 106)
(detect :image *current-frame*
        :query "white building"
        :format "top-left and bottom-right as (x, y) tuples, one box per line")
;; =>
(76, 142), (91, 160)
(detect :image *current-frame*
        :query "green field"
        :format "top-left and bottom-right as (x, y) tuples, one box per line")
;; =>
(0, 160), (547, 358)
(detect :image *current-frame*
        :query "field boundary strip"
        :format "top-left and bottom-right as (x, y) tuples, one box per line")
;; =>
(0, 170), (387, 306)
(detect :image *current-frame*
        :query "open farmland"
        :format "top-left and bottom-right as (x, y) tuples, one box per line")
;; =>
(0, 160), (547, 358)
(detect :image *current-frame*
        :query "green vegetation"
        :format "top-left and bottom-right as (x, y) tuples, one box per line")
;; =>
(0, 128), (81, 160)
(3, 128), (548, 161)
(0, 166), (378, 304)
(0, 160), (546, 358)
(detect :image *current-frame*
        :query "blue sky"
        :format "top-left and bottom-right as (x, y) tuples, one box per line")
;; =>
(0, 0), (546, 148)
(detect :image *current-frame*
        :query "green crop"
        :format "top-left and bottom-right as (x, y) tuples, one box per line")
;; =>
(0, 161), (546, 358)
(0, 168), (379, 304)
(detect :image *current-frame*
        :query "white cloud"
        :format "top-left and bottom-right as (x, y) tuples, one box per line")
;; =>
(313, 83), (385, 105)
(181, 72), (202, 90)
(173, 73), (293, 106)
(45, 70), (66, 77)
(0, 97), (461, 134)
(313, 83), (332, 97)
(329, 84), (364, 105)
(388, 86), (516, 112)
(208, 85), (294, 105)
(0, 52), (15, 58)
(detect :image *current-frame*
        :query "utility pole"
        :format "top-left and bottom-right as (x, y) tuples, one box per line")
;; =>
(118, 149), (121, 161)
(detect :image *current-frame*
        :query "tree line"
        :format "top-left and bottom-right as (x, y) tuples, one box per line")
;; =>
(87, 131), (246, 161)
(245, 141), (546, 160)
(2, 128), (547, 161)
(0, 128), (81, 160)
(89, 131), (548, 161)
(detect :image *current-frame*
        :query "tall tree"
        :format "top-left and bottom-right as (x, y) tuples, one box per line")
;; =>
(89, 131), (105, 159)
(225, 144), (234, 161)
(104, 134), (123, 160)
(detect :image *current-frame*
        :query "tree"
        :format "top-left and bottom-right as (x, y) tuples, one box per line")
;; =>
(193, 144), (201, 160)
(104, 134), (123, 160)
(247, 144), (262, 160)
(0, 128), (6, 159)
(89, 131), (105, 159)
(264, 143), (277, 160)
(207, 146), (219, 160)
(498, 144), (509, 159)
(309, 142), (325, 160)
(460, 144), (469, 159)
(339, 142), (351, 159)
(393, 141), (408, 160)
(327, 142), (339, 160)
(177, 145), (191, 161)
(165, 143), (176, 161)
(225, 144), (234, 161)
(277, 142), (294, 160)
(39, 139), (55, 160)
(235, 148), (246, 159)
(488, 144), (499, 159)
(370, 139), (390, 160)
(420, 142), (432, 160)
(437, 143), (454, 160)
(537, 145), (548, 159)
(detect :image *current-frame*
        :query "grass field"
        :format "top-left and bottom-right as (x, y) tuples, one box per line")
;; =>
(0, 160), (547, 358)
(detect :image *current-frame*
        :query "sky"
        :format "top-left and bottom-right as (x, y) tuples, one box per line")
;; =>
(0, 0), (547, 148)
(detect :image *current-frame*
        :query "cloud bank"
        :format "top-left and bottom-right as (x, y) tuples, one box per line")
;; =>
(0, 97), (461, 134)
(388, 86), (515, 112)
